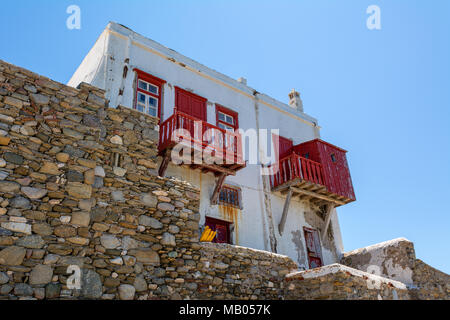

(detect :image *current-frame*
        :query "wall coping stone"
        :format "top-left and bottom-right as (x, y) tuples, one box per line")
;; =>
(342, 238), (412, 257)
(286, 263), (408, 290)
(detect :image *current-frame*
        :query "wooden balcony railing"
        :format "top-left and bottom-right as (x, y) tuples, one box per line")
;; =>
(269, 153), (325, 189)
(159, 110), (243, 164)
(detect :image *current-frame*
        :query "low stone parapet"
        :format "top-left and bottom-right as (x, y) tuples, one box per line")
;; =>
(284, 263), (410, 300)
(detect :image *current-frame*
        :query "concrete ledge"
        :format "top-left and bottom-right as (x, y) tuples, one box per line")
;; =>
(286, 263), (407, 290)
(343, 237), (412, 256)
(200, 242), (295, 262)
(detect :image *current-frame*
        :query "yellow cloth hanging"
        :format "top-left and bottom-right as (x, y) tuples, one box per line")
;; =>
(200, 226), (217, 242)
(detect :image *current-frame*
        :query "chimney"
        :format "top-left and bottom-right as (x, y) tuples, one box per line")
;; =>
(288, 89), (303, 112)
(237, 77), (247, 85)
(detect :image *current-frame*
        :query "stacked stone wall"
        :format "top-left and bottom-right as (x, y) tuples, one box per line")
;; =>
(410, 259), (450, 300)
(0, 60), (201, 300)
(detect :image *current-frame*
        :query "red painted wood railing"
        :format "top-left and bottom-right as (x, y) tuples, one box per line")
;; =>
(159, 111), (243, 164)
(269, 153), (325, 188)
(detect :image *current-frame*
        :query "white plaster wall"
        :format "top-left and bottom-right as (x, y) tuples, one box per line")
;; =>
(68, 22), (345, 269)
(68, 29), (110, 90)
(342, 238), (416, 286)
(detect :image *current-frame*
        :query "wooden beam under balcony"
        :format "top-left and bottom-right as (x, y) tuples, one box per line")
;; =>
(290, 186), (346, 206)
(322, 204), (335, 241)
(278, 187), (293, 236)
(158, 151), (171, 177)
(273, 179), (350, 207)
(210, 173), (227, 205)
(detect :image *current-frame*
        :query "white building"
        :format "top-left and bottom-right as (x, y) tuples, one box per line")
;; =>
(69, 22), (355, 270)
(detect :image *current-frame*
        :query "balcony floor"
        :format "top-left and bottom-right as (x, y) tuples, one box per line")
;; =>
(272, 178), (354, 207)
(158, 141), (246, 177)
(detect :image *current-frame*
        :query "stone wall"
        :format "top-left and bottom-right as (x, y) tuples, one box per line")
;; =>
(410, 259), (450, 300)
(191, 243), (297, 299)
(284, 264), (410, 300)
(0, 59), (201, 300)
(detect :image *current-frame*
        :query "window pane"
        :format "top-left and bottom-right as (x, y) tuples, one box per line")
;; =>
(218, 112), (225, 121)
(138, 80), (148, 91)
(219, 123), (234, 131)
(149, 97), (158, 107)
(148, 84), (158, 95)
(138, 92), (146, 103)
(136, 104), (145, 113)
(148, 107), (157, 117)
(331, 154), (336, 162)
(219, 187), (241, 208)
(225, 115), (234, 125)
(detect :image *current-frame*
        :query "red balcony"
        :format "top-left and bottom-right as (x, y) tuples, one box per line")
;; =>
(268, 139), (355, 208)
(269, 139), (355, 236)
(158, 110), (246, 178)
(270, 153), (325, 189)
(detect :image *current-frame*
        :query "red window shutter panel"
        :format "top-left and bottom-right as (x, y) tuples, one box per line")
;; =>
(175, 87), (207, 121)
(273, 134), (293, 159)
(176, 90), (191, 115)
(215, 224), (228, 244)
(191, 97), (207, 121)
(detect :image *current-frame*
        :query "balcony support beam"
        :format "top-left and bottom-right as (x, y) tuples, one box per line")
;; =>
(199, 163), (237, 176)
(291, 186), (346, 206)
(211, 173), (227, 205)
(158, 151), (171, 177)
(278, 187), (293, 236)
(322, 204), (335, 241)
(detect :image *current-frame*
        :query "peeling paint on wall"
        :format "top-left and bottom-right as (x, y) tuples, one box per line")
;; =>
(218, 205), (242, 245)
(291, 230), (307, 269)
(303, 208), (339, 262)
(304, 209), (324, 231)
(341, 238), (416, 285)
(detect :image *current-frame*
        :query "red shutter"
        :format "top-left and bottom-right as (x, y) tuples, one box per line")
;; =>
(175, 87), (207, 121)
(273, 134), (293, 159)
(176, 90), (191, 115)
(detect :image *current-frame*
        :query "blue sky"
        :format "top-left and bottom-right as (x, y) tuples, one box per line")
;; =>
(1, 0), (449, 273)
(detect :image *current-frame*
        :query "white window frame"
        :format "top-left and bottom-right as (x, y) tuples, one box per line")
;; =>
(137, 91), (158, 117)
(138, 79), (159, 95)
